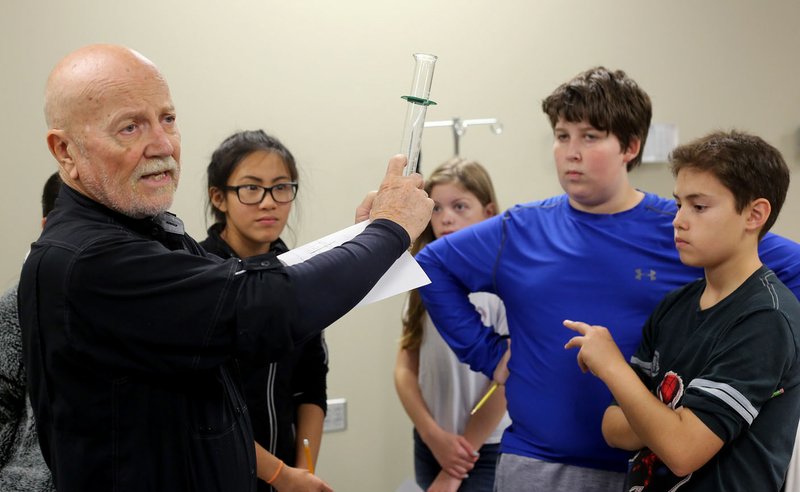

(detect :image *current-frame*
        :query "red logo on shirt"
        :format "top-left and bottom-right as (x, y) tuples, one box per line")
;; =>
(657, 371), (684, 409)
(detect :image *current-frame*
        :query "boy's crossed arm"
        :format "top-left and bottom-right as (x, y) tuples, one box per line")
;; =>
(563, 319), (723, 477)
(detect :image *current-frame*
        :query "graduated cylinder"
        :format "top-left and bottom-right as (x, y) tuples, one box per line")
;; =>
(399, 53), (438, 176)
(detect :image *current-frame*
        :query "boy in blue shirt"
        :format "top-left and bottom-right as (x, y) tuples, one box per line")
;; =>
(565, 130), (800, 490)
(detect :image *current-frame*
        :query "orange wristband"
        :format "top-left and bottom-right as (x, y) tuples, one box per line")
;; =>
(267, 459), (284, 484)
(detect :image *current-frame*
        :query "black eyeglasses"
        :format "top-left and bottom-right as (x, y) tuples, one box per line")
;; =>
(223, 182), (298, 204)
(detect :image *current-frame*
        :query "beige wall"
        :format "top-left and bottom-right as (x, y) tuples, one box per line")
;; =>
(2, 1), (799, 489)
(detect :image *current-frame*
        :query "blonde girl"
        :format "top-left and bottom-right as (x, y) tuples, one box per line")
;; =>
(395, 158), (509, 492)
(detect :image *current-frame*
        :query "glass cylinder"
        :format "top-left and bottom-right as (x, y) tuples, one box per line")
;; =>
(399, 53), (437, 176)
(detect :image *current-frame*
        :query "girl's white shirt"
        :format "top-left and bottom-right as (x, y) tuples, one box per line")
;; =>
(417, 292), (511, 443)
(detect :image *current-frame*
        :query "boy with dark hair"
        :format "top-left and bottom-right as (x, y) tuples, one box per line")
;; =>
(0, 172), (61, 492)
(565, 130), (800, 490)
(541, 66), (652, 172)
(416, 67), (800, 491)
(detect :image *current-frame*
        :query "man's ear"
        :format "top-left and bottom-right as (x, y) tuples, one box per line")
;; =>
(47, 129), (78, 180)
(746, 198), (771, 234)
(209, 187), (228, 214)
(484, 202), (497, 218)
(622, 137), (642, 165)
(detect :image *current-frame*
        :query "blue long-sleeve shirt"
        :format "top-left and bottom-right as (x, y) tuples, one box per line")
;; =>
(417, 192), (800, 472)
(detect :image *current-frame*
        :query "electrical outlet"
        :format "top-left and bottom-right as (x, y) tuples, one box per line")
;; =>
(323, 398), (347, 432)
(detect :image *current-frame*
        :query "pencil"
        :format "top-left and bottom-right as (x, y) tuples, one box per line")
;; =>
(470, 382), (499, 415)
(303, 438), (315, 474)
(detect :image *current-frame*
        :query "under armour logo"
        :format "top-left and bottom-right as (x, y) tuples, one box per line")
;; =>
(635, 268), (657, 281)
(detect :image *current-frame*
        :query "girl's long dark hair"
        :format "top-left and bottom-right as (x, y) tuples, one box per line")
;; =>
(206, 129), (298, 226)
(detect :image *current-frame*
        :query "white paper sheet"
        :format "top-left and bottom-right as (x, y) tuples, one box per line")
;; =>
(278, 221), (430, 307)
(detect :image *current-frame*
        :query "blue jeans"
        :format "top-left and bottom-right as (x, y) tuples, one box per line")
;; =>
(413, 428), (499, 492)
